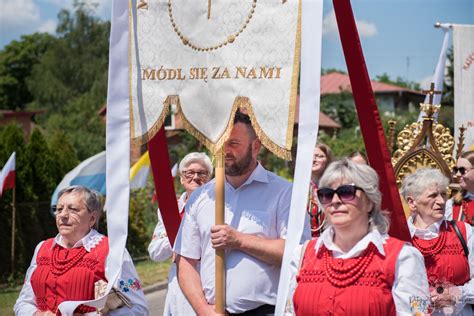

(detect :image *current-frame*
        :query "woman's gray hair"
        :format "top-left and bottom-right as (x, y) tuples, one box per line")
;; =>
(319, 158), (390, 233)
(401, 168), (449, 200)
(57, 185), (103, 228)
(178, 152), (213, 177)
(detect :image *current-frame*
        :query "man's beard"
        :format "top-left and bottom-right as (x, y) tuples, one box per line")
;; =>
(225, 145), (253, 176)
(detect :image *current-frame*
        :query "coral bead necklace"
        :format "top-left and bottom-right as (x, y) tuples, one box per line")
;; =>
(51, 245), (88, 276)
(323, 243), (376, 287)
(412, 227), (447, 257)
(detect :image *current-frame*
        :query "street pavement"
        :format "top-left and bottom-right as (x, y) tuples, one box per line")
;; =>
(145, 285), (167, 316)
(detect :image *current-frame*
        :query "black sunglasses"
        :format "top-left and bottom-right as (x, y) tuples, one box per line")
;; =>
(453, 166), (471, 175)
(317, 184), (363, 205)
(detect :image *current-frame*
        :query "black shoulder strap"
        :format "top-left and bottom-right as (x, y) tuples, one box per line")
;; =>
(450, 220), (469, 257)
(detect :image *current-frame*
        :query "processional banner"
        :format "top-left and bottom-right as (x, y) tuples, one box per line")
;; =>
(130, 0), (301, 159)
(453, 24), (474, 150)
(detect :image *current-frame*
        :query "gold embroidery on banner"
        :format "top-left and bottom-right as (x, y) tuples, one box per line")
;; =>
(137, 0), (148, 10)
(286, 0), (301, 149)
(167, 0), (257, 52)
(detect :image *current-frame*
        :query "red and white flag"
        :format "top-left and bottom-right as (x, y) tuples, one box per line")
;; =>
(0, 152), (16, 197)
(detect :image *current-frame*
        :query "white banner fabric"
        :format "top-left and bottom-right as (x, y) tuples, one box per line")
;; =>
(418, 24), (450, 121)
(130, 0), (301, 159)
(58, 0), (131, 314)
(453, 24), (474, 151)
(275, 0), (323, 315)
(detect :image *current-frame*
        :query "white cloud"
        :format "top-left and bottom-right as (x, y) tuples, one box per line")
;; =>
(356, 20), (377, 37)
(323, 9), (377, 38)
(38, 19), (57, 33)
(0, 0), (40, 27)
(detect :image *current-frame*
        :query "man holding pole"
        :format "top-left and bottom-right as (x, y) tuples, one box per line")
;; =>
(175, 110), (295, 315)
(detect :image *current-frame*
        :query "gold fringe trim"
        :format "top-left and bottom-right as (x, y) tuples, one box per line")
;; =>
(130, 97), (171, 147)
(131, 94), (292, 160)
(175, 98), (236, 156)
(235, 97), (292, 160)
(176, 96), (292, 160)
(286, 0), (301, 149)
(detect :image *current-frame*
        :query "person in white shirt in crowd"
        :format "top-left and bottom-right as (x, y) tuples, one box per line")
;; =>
(174, 109), (300, 316)
(14, 185), (148, 315)
(402, 168), (474, 316)
(287, 159), (430, 315)
(148, 152), (212, 316)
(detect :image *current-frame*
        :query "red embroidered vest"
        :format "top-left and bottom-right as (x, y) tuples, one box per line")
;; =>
(293, 237), (404, 316)
(412, 221), (470, 287)
(31, 236), (109, 315)
(453, 199), (474, 225)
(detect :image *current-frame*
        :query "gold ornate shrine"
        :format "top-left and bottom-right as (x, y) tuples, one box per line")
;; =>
(390, 83), (458, 217)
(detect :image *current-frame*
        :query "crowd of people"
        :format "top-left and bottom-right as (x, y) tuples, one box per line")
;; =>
(13, 109), (474, 315)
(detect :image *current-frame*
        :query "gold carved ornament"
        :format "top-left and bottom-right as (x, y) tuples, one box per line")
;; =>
(391, 83), (456, 188)
(167, 0), (257, 52)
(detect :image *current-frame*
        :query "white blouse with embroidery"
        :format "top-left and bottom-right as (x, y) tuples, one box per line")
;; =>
(14, 229), (148, 315)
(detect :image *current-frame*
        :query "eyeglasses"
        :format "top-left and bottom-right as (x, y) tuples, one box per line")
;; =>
(181, 170), (209, 180)
(52, 205), (87, 216)
(453, 166), (472, 176)
(317, 184), (363, 205)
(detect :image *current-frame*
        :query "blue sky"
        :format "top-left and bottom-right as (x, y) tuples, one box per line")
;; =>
(1, 0), (472, 87)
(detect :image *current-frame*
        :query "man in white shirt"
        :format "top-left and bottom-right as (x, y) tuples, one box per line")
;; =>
(174, 110), (292, 315)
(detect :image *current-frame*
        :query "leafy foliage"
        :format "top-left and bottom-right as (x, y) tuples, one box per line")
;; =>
(0, 126), (60, 282)
(375, 72), (421, 90)
(25, 2), (110, 160)
(0, 33), (56, 110)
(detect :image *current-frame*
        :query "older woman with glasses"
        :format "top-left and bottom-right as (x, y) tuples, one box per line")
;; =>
(446, 150), (474, 225)
(402, 168), (474, 315)
(14, 185), (148, 315)
(287, 159), (429, 315)
(148, 152), (212, 316)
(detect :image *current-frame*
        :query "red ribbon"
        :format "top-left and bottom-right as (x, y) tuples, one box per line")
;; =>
(333, 0), (410, 241)
(148, 127), (181, 247)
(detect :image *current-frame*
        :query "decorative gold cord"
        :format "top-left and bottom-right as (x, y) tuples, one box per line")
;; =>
(167, 0), (257, 52)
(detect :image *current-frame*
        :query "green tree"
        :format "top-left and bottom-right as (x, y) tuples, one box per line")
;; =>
(0, 33), (56, 110)
(0, 124), (34, 280)
(26, 2), (110, 159)
(48, 130), (80, 182)
(320, 91), (358, 128)
(28, 3), (110, 111)
(375, 72), (420, 90)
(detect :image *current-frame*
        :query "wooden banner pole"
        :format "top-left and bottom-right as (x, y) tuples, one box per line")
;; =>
(11, 187), (16, 275)
(215, 149), (226, 314)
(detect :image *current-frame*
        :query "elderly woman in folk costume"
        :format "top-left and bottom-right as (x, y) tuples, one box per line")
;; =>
(148, 152), (212, 316)
(14, 185), (148, 315)
(445, 150), (474, 225)
(287, 159), (429, 315)
(307, 143), (333, 237)
(402, 168), (474, 315)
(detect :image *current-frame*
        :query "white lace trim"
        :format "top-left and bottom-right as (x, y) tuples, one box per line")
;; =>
(53, 229), (105, 252)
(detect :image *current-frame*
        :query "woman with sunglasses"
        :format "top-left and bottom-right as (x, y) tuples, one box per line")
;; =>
(402, 168), (474, 315)
(14, 185), (148, 315)
(307, 143), (333, 237)
(288, 159), (429, 315)
(148, 152), (212, 316)
(446, 150), (474, 225)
